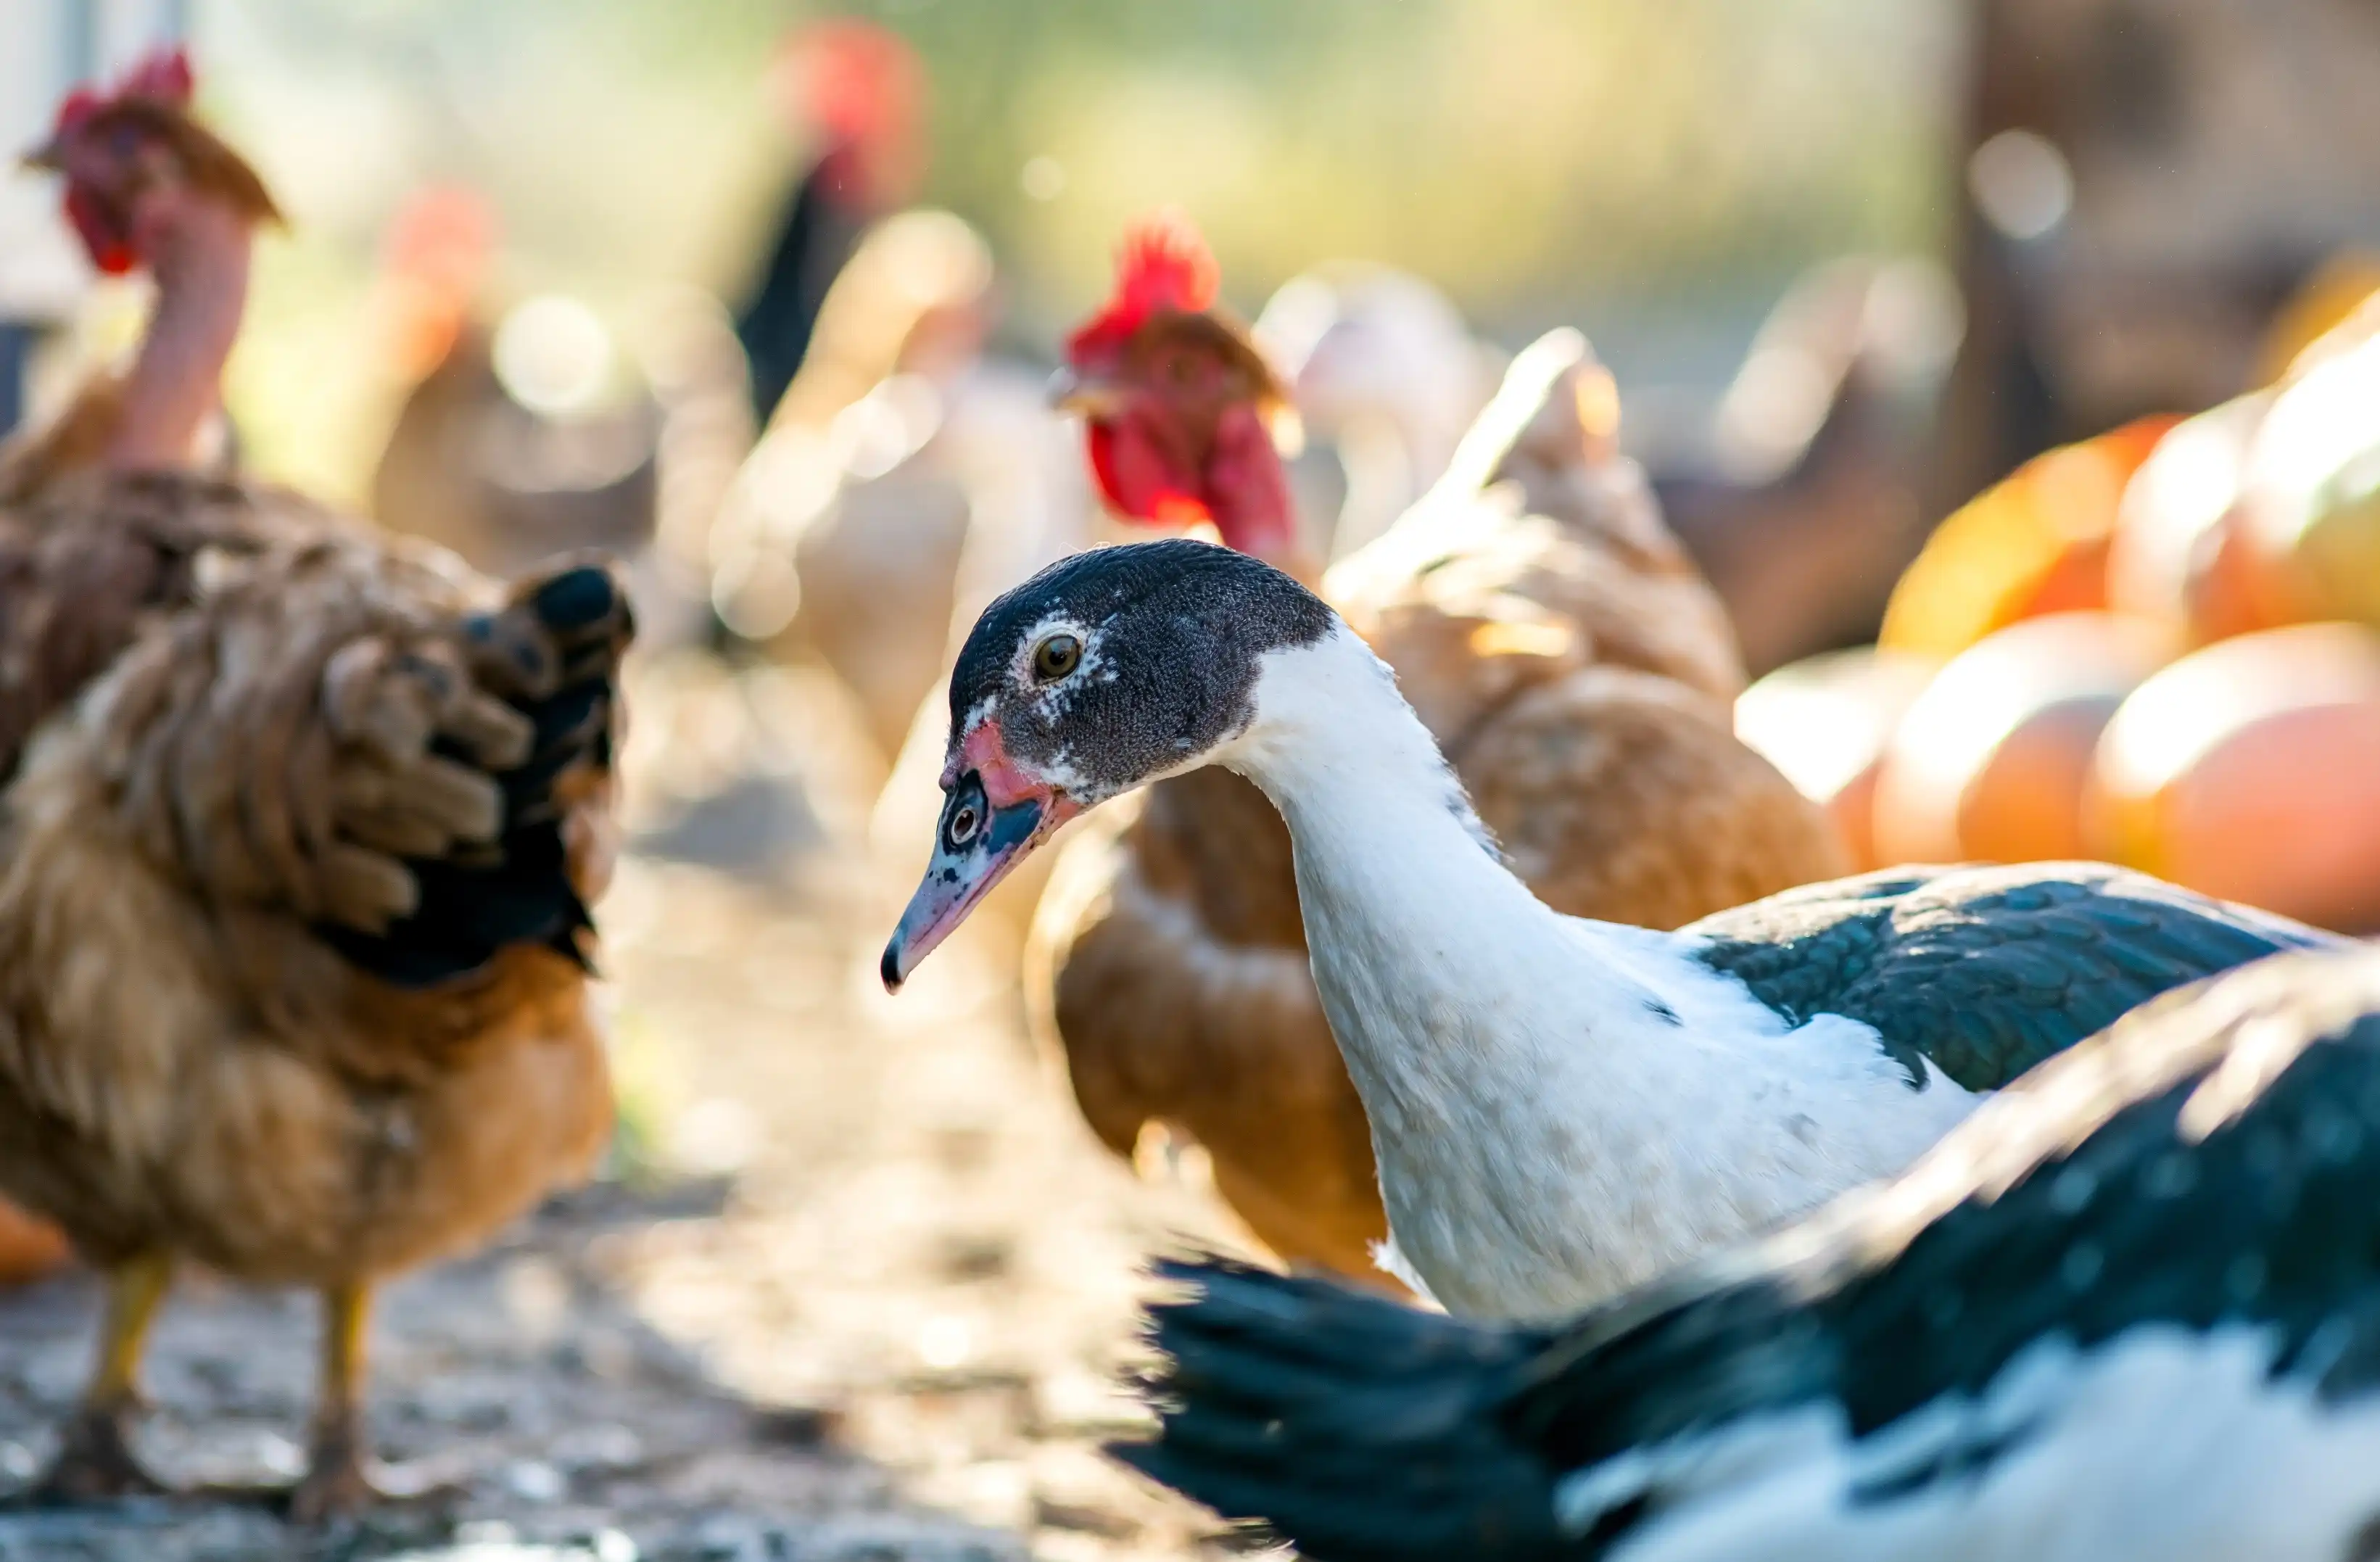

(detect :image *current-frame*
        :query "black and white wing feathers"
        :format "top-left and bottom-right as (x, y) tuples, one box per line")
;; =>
(1122, 949), (2380, 1561)
(1687, 863), (2331, 1090)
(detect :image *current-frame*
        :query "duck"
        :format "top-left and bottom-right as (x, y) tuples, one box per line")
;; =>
(1119, 944), (2380, 1562)
(1025, 216), (1847, 1284)
(881, 537), (2329, 1320)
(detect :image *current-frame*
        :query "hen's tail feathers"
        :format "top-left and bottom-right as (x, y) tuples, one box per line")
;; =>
(321, 562), (632, 988)
(1112, 1257), (1567, 1562)
(1429, 328), (1612, 506)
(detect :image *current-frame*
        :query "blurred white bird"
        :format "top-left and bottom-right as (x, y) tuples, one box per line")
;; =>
(1255, 261), (1503, 561)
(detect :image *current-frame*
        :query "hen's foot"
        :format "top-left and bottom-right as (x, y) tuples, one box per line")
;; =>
(202, 1438), (465, 1526)
(3, 1409), (173, 1507)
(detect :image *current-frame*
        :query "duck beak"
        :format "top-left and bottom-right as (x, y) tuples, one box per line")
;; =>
(881, 764), (1081, 991)
(1048, 365), (1126, 418)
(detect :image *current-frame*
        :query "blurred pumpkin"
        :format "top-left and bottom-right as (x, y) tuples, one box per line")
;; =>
(2252, 253), (2380, 387)
(2232, 317), (2380, 635)
(2087, 622), (2380, 933)
(2104, 391), (2284, 646)
(1733, 647), (1933, 872)
(1878, 416), (2178, 660)
(1872, 613), (2171, 867)
(0, 1196), (70, 1286)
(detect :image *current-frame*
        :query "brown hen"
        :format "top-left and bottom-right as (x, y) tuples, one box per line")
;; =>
(1033, 224), (1847, 1283)
(0, 52), (630, 1521)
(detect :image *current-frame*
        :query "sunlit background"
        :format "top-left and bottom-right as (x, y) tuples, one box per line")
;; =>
(4, 0), (1959, 500)
(5, 0), (2380, 1554)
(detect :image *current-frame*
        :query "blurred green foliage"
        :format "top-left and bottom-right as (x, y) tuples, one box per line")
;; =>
(202, 0), (1957, 490)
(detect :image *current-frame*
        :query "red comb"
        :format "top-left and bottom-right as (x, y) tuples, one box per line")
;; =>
(52, 88), (101, 139)
(779, 20), (922, 144)
(117, 46), (195, 104)
(51, 45), (194, 138)
(384, 185), (496, 286)
(1064, 210), (1220, 365)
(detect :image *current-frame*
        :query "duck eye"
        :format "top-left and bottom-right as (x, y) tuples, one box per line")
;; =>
(1032, 633), (1083, 682)
(946, 801), (981, 848)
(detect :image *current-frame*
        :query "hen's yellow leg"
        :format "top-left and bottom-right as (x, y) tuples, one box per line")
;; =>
(286, 1280), (379, 1523)
(12, 1251), (175, 1504)
(284, 1281), (459, 1522)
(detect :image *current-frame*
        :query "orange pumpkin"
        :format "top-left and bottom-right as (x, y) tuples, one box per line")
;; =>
(2104, 392), (2283, 646)
(2087, 623), (2380, 933)
(2233, 325), (2380, 636)
(1872, 613), (2171, 867)
(1735, 648), (1934, 872)
(2255, 257), (2380, 388)
(1880, 417), (2179, 660)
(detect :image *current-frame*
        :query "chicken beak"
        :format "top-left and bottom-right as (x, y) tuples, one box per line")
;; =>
(1048, 365), (1127, 418)
(20, 138), (65, 173)
(881, 770), (1078, 991)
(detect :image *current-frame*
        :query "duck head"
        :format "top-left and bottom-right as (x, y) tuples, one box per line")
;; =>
(880, 539), (1334, 988)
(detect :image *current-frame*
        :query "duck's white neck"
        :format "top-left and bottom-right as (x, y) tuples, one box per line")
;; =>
(1214, 627), (1676, 1315)
(1210, 624), (1977, 1320)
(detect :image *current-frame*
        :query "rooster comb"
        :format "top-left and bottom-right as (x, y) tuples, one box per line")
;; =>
(1114, 210), (1220, 320)
(384, 184), (496, 282)
(782, 20), (922, 143)
(1066, 209), (1220, 361)
(54, 46), (195, 138)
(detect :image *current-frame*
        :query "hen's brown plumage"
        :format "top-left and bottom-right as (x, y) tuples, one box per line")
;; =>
(1030, 332), (1848, 1282)
(370, 318), (664, 582)
(0, 470), (627, 1513)
(1, 60), (632, 1515)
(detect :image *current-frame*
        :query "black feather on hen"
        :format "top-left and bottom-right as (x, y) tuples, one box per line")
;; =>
(321, 563), (626, 988)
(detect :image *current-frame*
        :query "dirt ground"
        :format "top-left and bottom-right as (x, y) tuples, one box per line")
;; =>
(0, 652), (1258, 1562)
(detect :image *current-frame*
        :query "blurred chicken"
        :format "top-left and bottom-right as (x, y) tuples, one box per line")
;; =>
(367, 189), (665, 585)
(714, 210), (1096, 761)
(0, 53), (254, 503)
(1030, 218), (1847, 1280)
(1650, 257), (1959, 675)
(1252, 262), (1500, 563)
(0, 54), (629, 1518)
(733, 20), (927, 426)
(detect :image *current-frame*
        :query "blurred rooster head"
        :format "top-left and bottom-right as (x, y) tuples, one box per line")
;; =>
(774, 20), (927, 208)
(1054, 211), (1294, 551)
(24, 47), (281, 278)
(375, 184), (498, 381)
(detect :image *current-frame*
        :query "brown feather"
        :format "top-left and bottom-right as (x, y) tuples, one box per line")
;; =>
(99, 97), (285, 230)
(0, 470), (619, 1286)
(0, 378), (134, 509)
